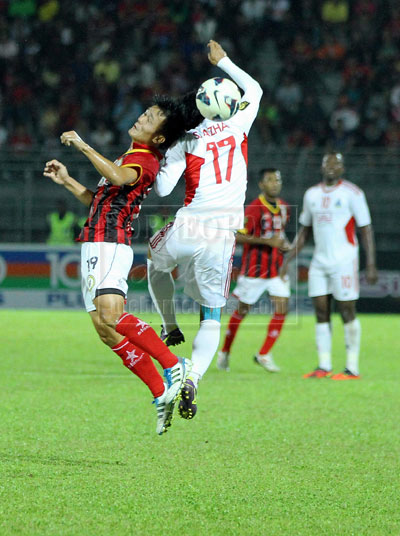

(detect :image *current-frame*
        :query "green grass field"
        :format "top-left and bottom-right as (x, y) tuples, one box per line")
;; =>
(0, 310), (399, 536)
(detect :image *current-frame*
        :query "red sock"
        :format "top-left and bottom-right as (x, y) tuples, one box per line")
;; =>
(112, 337), (165, 398)
(116, 313), (178, 369)
(222, 310), (245, 352)
(259, 313), (286, 355)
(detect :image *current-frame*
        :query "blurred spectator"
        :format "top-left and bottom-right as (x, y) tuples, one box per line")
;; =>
(38, 0), (59, 22)
(297, 94), (326, 139)
(0, 1), (398, 151)
(316, 32), (346, 65)
(94, 53), (121, 85)
(384, 122), (400, 149)
(328, 117), (354, 151)
(389, 81), (400, 122)
(321, 0), (349, 24)
(113, 92), (143, 143)
(0, 124), (7, 146)
(359, 121), (384, 147)
(8, 124), (33, 152)
(330, 95), (360, 133)
(8, 0), (36, 18)
(0, 31), (19, 59)
(90, 121), (115, 150)
(256, 93), (281, 145)
(287, 127), (314, 148)
(46, 198), (76, 245)
(275, 74), (302, 127)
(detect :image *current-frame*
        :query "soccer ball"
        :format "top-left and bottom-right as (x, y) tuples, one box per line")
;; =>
(195, 77), (241, 121)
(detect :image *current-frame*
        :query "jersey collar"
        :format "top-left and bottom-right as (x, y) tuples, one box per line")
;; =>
(259, 194), (281, 214)
(320, 179), (343, 192)
(125, 142), (163, 161)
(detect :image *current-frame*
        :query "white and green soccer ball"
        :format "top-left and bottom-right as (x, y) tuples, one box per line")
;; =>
(195, 77), (241, 121)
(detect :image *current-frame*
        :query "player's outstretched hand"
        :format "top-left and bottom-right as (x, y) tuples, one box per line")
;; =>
(60, 130), (87, 151)
(43, 159), (70, 185)
(207, 40), (227, 65)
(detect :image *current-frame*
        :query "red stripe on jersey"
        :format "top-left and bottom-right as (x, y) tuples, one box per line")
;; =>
(345, 216), (356, 245)
(184, 152), (204, 206)
(342, 180), (362, 195)
(270, 246), (279, 278)
(241, 133), (248, 165)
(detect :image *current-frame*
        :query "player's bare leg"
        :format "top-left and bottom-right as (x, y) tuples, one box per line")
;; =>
(304, 294), (333, 378)
(254, 296), (288, 373)
(147, 257), (185, 346)
(218, 300), (250, 371)
(331, 300), (361, 379)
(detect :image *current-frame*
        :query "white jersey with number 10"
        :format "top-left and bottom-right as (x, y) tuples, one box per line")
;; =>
(155, 56), (263, 230)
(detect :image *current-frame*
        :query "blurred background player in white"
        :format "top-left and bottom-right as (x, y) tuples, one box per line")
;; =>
(218, 168), (290, 373)
(147, 40), (263, 419)
(280, 152), (378, 380)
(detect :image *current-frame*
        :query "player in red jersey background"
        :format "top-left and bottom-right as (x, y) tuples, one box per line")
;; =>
(218, 168), (291, 372)
(43, 97), (190, 435)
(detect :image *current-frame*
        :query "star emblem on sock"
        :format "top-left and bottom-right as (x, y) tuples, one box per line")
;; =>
(125, 348), (143, 367)
(136, 318), (150, 335)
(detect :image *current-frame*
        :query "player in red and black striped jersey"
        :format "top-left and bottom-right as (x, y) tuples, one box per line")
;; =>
(43, 96), (191, 435)
(78, 143), (163, 245)
(218, 168), (291, 372)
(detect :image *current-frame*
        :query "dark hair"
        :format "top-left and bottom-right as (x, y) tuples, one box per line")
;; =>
(152, 92), (203, 149)
(259, 167), (279, 179)
(180, 90), (203, 131)
(152, 95), (186, 150)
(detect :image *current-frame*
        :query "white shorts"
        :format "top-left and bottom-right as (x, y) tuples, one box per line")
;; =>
(81, 242), (133, 312)
(149, 218), (236, 308)
(308, 258), (359, 301)
(233, 274), (291, 305)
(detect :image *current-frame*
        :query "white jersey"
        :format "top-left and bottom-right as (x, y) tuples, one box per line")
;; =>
(299, 179), (371, 266)
(155, 56), (262, 230)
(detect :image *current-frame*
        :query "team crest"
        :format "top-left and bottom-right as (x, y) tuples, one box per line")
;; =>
(87, 275), (95, 291)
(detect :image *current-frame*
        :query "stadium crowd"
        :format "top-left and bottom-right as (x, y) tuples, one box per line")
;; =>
(1, 0), (400, 152)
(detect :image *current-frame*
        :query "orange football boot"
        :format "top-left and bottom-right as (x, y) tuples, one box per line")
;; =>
(330, 368), (361, 380)
(303, 368), (332, 379)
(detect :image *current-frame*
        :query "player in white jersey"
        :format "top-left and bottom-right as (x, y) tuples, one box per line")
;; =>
(147, 40), (263, 418)
(280, 152), (378, 380)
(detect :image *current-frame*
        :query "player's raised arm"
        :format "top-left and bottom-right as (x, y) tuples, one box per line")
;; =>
(43, 159), (94, 207)
(207, 40), (263, 131)
(60, 131), (139, 186)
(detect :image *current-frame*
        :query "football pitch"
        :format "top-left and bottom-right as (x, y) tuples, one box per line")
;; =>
(0, 310), (399, 536)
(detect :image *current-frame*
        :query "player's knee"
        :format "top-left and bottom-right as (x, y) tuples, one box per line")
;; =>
(237, 302), (250, 316)
(340, 307), (356, 324)
(97, 309), (118, 329)
(93, 322), (112, 346)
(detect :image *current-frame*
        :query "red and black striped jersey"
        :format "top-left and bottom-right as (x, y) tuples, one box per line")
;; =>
(79, 143), (163, 245)
(239, 195), (290, 279)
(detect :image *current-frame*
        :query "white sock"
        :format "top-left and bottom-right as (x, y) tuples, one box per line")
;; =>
(147, 259), (177, 333)
(190, 319), (221, 385)
(315, 322), (332, 371)
(344, 318), (361, 375)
